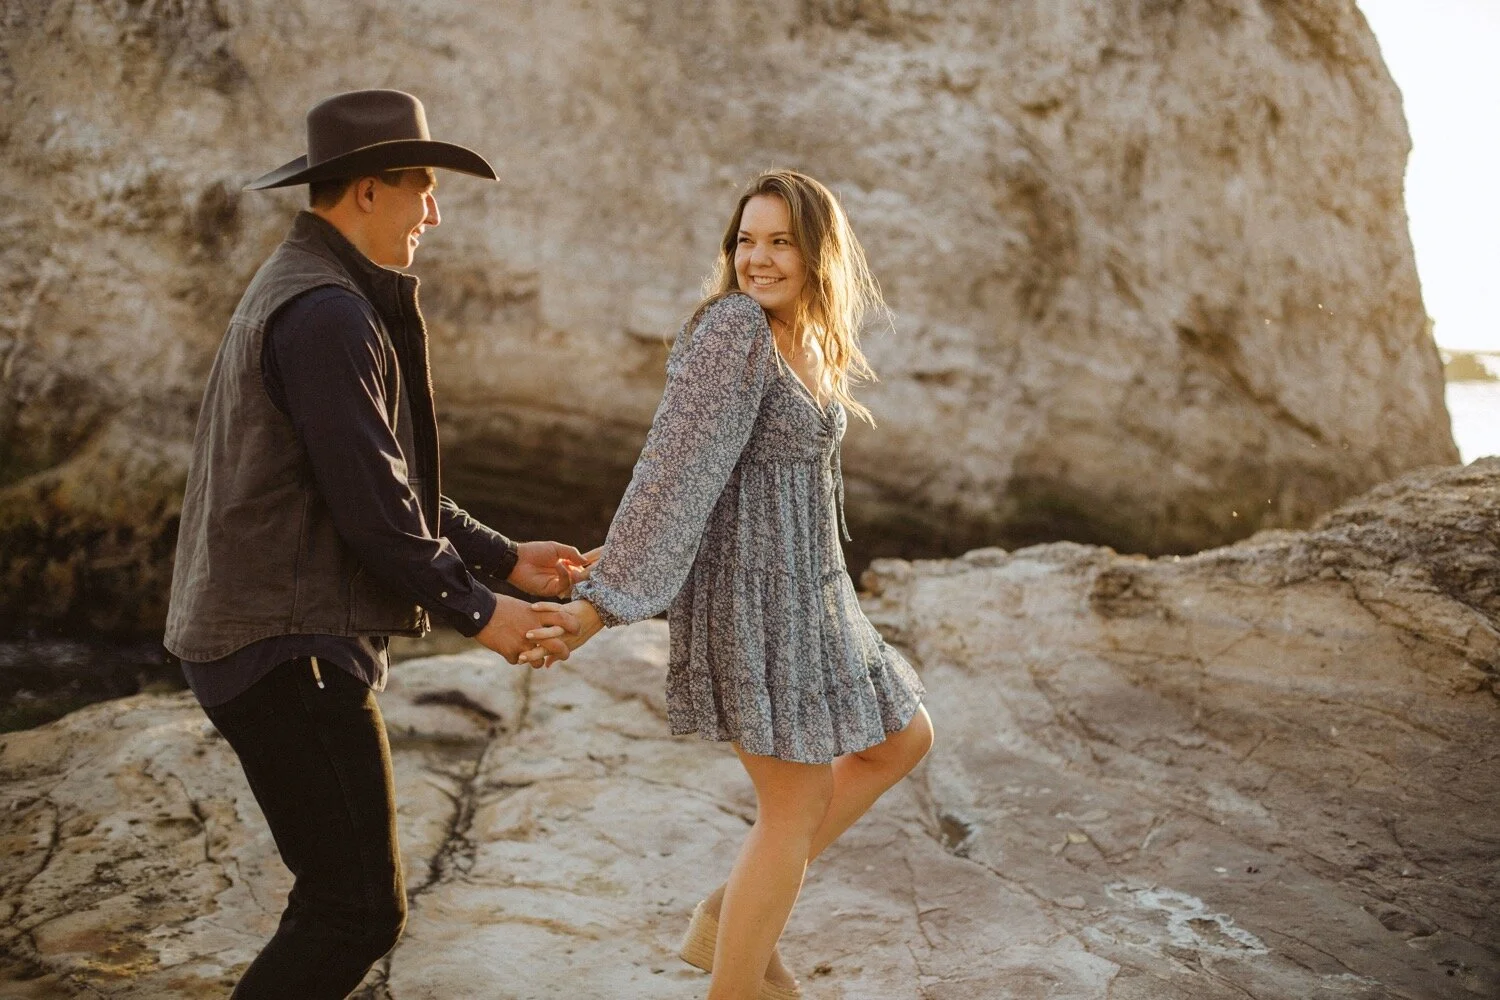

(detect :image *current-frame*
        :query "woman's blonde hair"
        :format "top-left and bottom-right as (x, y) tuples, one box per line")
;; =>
(701, 169), (888, 424)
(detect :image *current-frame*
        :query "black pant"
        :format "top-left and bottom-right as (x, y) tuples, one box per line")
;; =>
(205, 657), (407, 999)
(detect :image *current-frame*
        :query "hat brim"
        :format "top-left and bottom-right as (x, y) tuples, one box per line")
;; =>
(245, 139), (497, 190)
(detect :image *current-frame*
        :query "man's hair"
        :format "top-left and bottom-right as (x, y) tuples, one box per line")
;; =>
(308, 167), (436, 209)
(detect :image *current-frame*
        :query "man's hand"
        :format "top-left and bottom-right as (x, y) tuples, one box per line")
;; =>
(475, 595), (581, 664)
(519, 599), (604, 668)
(509, 541), (599, 598)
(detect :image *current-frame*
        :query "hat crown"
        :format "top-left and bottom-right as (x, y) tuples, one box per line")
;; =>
(245, 88), (494, 190)
(305, 90), (431, 166)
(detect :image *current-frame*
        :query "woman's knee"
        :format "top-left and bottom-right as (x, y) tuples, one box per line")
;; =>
(764, 784), (833, 837)
(740, 752), (835, 832)
(904, 706), (935, 764)
(858, 705), (934, 774)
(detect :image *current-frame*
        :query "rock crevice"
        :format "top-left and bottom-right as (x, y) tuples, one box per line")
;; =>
(2, 475), (1496, 996)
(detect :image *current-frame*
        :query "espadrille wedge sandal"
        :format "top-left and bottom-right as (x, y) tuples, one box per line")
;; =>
(678, 901), (803, 1000)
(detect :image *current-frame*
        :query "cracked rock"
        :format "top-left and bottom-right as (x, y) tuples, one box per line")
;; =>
(3, 463), (1498, 997)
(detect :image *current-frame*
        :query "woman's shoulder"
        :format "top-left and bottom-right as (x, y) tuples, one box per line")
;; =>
(671, 293), (772, 368)
(691, 291), (769, 337)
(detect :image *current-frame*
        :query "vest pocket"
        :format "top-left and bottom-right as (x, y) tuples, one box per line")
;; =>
(347, 566), (424, 634)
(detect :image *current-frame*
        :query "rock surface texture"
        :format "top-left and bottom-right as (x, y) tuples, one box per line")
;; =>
(2, 459), (1496, 998)
(0, 0), (1458, 632)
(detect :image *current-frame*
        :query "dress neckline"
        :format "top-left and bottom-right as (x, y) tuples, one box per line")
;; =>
(756, 302), (835, 415)
(771, 344), (835, 416)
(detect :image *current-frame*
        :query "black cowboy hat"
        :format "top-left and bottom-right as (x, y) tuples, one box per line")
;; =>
(245, 89), (496, 190)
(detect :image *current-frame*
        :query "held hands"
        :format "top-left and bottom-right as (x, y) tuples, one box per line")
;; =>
(475, 595), (582, 665)
(520, 599), (604, 668)
(508, 541), (601, 599)
(483, 541), (601, 668)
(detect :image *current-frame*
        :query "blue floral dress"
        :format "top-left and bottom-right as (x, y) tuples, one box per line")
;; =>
(573, 292), (924, 763)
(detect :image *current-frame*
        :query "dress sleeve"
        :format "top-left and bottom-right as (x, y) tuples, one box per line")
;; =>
(573, 293), (773, 626)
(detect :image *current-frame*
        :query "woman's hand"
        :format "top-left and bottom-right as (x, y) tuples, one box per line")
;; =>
(562, 546), (602, 593)
(520, 599), (604, 668)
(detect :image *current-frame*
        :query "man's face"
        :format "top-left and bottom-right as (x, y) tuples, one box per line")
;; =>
(368, 169), (440, 268)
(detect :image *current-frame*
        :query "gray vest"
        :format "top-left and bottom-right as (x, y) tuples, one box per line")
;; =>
(164, 212), (441, 661)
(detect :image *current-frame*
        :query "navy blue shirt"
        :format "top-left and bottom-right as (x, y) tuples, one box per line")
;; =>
(181, 286), (519, 707)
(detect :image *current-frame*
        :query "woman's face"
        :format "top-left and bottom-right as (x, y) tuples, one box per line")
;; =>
(734, 194), (807, 324)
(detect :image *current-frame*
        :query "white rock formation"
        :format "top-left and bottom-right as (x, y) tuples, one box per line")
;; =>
(0, 0), (1457, 634)
(2, 459), (1495, 998)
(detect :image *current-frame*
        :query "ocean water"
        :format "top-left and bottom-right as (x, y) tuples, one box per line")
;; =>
(1447, 381), (1500, 463)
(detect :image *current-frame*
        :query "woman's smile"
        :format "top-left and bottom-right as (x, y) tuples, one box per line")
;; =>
(734, 193), (807, 323)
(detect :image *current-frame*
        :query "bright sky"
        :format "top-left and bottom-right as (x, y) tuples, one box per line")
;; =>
(1357, 0), (1500, 353)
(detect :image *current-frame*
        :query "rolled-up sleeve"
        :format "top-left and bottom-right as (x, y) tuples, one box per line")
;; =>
(264, 287), (498, 636)
(573, 294), (773, 626)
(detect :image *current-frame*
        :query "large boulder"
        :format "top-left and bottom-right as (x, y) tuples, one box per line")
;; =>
(0, 0), (1457, 633)
(1, 460), (1495, 998)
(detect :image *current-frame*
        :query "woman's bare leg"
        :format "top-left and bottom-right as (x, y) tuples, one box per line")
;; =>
(808, 705), (934, 862)
(702, 707), (935, 987)
(707, 749), (833, 1000)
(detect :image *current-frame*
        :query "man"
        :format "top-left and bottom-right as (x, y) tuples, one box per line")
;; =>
(163, 89), (583, 998)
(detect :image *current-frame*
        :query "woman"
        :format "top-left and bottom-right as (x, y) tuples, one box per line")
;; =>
(528, 170), (933, 1000)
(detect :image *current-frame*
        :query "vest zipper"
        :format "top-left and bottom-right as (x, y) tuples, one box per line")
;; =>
(310, 656), (325, 690)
